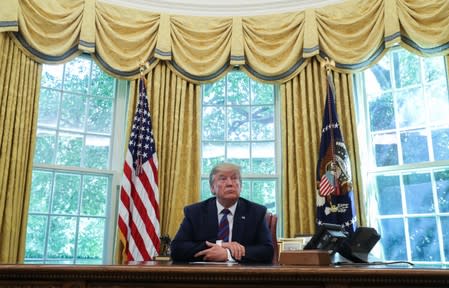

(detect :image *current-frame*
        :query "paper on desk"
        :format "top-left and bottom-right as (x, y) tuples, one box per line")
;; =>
(189, 261), (239, 265)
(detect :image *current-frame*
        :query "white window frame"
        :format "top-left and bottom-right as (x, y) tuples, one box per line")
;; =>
(199, 71), (282, 230)
(26, 56), (129, 264)
(353, 47), (449, 264)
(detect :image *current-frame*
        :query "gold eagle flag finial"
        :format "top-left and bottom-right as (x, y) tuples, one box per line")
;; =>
(139, 58), (151, 75)
(322, 57), (336, 75)
(138, 59), (150, 85)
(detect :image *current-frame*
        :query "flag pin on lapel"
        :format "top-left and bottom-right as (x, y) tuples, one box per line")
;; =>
(241, 216), (246, 220)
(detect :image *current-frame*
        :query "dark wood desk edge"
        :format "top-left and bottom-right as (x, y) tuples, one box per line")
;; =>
(0, 263), (448, 287)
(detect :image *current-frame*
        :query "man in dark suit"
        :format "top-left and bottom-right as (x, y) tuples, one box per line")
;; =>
(170, 162), (274, 263)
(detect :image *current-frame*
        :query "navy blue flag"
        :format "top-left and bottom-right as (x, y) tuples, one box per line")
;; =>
(316, 73), (356, 235)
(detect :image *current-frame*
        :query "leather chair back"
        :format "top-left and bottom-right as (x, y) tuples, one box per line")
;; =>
(265, 212), (278, 264)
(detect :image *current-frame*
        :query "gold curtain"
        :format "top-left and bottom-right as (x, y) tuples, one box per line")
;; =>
(280, 58), (362, 237)
(0, 33), (41, 263)
(143, 62), (201, 239)
(2, 0), (448, 79)
(1, 0), (449, 260)
(117, 62), (201, 263)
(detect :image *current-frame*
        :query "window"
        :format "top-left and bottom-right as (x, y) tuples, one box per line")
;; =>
(25, 56), (128, 264)
(200, 71), (280, 215)
(355, 47), (449, 264)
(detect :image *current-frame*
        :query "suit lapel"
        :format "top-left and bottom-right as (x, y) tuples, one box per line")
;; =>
(206, 198), (219, 240)
(232, 199), (247, 243)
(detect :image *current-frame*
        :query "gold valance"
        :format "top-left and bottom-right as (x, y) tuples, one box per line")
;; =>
(0, 0), (19, 32)
(1, 0), (449, 81)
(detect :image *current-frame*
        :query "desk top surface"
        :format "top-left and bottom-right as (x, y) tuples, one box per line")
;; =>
(1, 262), (449, 287)
(1, 260), (448, 272)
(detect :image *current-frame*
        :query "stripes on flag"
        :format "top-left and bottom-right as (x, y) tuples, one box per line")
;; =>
(319, 171), (335, 197)
(118, 76), (160, 262)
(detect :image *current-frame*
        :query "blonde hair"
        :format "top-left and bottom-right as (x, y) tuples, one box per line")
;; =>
(208, 162), (242, 187)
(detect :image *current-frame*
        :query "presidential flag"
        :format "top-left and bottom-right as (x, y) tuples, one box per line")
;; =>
(118, 77), (160, 261)
(316, 72), (356, 235)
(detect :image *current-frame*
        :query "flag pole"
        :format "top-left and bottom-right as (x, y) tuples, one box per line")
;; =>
(323, 58), (339, 212)
(136, 62), (146, 176)
(325, 59), (336, 177)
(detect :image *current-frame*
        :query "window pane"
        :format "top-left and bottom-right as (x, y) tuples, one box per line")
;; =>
(56, 132), (83, 166)
(240, 180), (251, 200)
(227, 72), (249, 105)
(76, 258), (103, 265)
(403, 173), (433, 214)
(25, 215), (47, 259)
(373, 132), (398, 166)
(432, 128), (449, 161)
(91, 65), (114, 97)
(442, 216), (449, 260)
(409, 217), (440, 262)
(401, 129), (429, 164)
(379, 218), (406, 260)
(251, 81), (274, 105)
(77, 217), (105, 263)
(46, 259), (74, 264)
(47, 216), (76, 260)
(424, 56), (445, 83)
(251, 106), (274, 140)
(375, 175), (402, 215)
(201, 142), (225, 174)
(252, 180), (276, 213)
(366, 56), (392, 93)
(41, 65), (63, 89)
(252, 142), (275, 174)
(202, 107), (225, 140)
(203, 79), (225, 105)
(34, 129), (56, 164)
(63, 57), (91, 94)
(60, 92), (86, 131)
(29, 170), (53, 213)
(84, 135), (110, 169)
(369, 92), (395, 131)
(227, 106), (250, 141)
(435, 169), (449, 213)
(201, 180), (211, 200)
(38, 88), (60, 128)
(227, 142), (250, 173)
(81, 175), (108, 216)
(393, 50), (420, 88)
(428, 80), (449, 124)
(87, 97), (114, 134)
(52, 173), (81, 214)
(397, 88), (425, 128)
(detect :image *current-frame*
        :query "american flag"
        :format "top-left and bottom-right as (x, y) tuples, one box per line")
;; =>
(315, 72), (356, 235)
(319, 171), (335, 196)
(118, 77), (160, 261)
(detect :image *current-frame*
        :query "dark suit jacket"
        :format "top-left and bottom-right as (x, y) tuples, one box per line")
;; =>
(170, 197), (274, 263)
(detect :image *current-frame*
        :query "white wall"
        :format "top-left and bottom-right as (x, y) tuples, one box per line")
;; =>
(101, 0), (345, 16)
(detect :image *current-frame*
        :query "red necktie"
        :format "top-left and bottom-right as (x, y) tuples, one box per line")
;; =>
(217, 209), (230, 242)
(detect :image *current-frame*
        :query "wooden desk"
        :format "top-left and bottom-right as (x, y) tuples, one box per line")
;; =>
(0, 262), (448, 288)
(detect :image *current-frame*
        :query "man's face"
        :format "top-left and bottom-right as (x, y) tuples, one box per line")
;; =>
(211, 167), (241, 207)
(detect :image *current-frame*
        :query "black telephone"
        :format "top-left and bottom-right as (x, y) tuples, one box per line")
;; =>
(337, 227), (381, 263)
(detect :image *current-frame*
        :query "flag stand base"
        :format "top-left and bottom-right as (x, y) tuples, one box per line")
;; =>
(279, 250), (330, 266)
